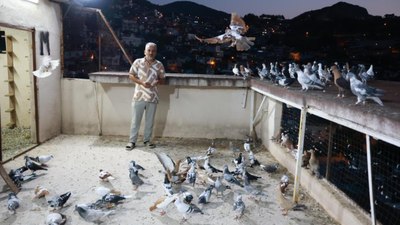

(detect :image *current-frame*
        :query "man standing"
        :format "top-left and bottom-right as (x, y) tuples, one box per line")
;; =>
(126, 42), (165, 150)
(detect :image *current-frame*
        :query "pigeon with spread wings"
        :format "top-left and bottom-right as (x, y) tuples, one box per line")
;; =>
(195, 13), (255, 51)
(155, 152), (187, 184)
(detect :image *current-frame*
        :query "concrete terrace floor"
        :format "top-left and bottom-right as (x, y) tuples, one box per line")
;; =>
(0, 135), (339, 225)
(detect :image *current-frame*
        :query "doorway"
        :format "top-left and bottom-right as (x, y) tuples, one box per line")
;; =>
(0, 25), (38, 162)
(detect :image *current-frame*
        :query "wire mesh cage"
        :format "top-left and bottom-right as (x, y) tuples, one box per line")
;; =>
(280, 103), (400, 225)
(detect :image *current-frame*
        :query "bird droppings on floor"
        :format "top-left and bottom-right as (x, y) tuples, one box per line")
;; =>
(0, 135), (339, 225)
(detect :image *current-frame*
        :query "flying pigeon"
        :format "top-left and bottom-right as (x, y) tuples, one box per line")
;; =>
(45, 212), (67, 225)
(33, 56), (60, 78)
(198, 185), (214, 204)
(195, 13), (255, 51)
(155, 152), (186, 184)
(48, 192), (71, 210)
(7, 192), (20, 214)
(347, 72), (384, 106)
(233, 194), (245, 219)
(75, 204), (114, 223)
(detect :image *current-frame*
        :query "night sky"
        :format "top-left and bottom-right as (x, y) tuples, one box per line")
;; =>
(148, 0), (400, 19)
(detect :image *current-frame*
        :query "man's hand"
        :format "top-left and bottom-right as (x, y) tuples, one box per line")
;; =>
(142, 82), (152, 88)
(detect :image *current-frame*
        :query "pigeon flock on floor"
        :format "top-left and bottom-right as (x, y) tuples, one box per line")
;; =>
(234, 61), (384, 106)
(4, 138), (316, 224)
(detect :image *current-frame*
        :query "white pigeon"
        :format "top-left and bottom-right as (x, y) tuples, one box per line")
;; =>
(348, 73), (384, 106)
(173, 194), (203, 222)
(295, 66), (324, 91)
(33, 56), (60, 78)
(304, 67), (325, 87)
(232, 64), (240, 76)
(288, 63), (296, 79)
(46, 212), (67, 225)
(36, 155), (54, 164)
(195, 13), (255, 51)
(318, 63), (332, 83)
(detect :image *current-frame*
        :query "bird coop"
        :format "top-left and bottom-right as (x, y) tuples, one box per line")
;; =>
(251, 78), (400, 225)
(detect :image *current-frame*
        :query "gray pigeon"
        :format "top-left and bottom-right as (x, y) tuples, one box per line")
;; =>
(75, 204), (114, 223)
(348, 72), (384, 106)
(198, 185), (214, 204)
(213, 176), (231, 196)
(129, 167), (144, 190)
(24, 155), (48, 173)
(7, 192), (20, 214)
(48, 192), (71, 210)
(129, 160), (145, 171)
(223, 165), (243, 187)
(260, 163), (279, 173)
(233, 194), (245, 219)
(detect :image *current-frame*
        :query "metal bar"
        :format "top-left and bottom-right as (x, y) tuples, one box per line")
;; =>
(241, 88), (248, 109)
(366, 134), (376, 225)
(97, 9), (132, 65)
(325, 122), (333, 179)
(98, 33), (101, 71)
(293, 106), (307, 203)
(252, 95), (267, 125)
(249, 90), (255, 134)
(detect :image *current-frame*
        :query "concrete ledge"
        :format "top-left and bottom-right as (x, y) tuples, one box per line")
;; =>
(251, 79), (400, 146)
(89, 72), (249, 88)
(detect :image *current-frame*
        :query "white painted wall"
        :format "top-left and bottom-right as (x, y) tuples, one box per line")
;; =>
(61, 79), (255, 139)
(0, 0), (62, 142)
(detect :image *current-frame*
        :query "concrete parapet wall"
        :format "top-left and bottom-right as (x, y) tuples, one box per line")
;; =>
(61, 78), (253, 139)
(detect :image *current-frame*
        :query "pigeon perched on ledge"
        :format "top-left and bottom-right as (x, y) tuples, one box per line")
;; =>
(347, 72), (384, 106)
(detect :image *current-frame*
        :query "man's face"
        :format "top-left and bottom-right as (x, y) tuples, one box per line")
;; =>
(144, 45), (157, 60)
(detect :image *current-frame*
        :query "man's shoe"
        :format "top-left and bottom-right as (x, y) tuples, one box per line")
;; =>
(144, 141), (156, 149)
(126, 142), (136, 151)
